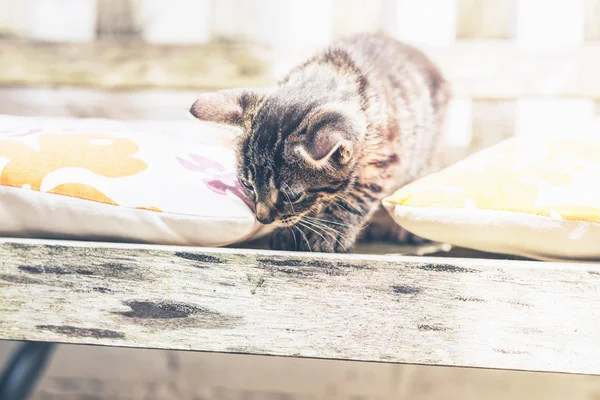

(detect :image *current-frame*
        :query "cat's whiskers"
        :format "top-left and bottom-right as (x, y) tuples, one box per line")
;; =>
(304, 215), (351, 228)
(298, 221), (331, 249)
(288, 226), (298, 249)
(335, 196), (364, 216)
(300, 218), (348, 253)
(303, 217), (349, 243)
(294, 224), (312, 252)
(327, 202), (374, 232)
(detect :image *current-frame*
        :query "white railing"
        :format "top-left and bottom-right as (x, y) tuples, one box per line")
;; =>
(0, 0), (599, 160)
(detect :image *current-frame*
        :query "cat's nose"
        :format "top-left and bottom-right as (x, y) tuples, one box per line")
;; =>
(256, 204), (275, 224)
(257, 214), (274, 224)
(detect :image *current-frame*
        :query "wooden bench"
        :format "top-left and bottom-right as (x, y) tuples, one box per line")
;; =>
(0, 237), (598, 397)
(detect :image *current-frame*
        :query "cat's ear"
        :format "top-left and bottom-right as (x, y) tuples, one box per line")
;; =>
(297, 128), (353, 168)
(189, 88), (272, 127)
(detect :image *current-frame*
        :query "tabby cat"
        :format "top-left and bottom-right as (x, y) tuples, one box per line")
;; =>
(190, 33), (450, 253)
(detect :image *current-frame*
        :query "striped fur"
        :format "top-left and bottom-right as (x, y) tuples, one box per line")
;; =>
(190, 33), (450, 253)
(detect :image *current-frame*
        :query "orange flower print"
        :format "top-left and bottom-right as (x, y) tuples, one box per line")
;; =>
(0, 133), (147, 206)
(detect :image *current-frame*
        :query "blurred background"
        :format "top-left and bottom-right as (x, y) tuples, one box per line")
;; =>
(1, 0), (600, 398)
(1, 0), (599, 164)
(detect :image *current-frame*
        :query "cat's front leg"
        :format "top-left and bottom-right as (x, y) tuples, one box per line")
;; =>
(270, 221), (354, 253)
(274, 191), (376, 253)
(269, 227), (301, 252)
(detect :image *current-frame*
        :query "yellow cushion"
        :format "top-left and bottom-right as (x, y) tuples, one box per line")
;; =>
(383, 137), (600, 261)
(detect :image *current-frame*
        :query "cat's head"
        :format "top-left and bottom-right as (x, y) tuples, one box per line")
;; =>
(190, 87), (365, 225)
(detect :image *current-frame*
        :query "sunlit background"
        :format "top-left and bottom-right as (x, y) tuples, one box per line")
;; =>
(1, 0), (600, 398)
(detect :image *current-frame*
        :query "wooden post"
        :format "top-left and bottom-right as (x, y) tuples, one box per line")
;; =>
(512, 0), (585, 48)
(456, 0), (513, 39)
(392, 0), (457, 46)
(441, 97), (473, 165)
(387, 0), (470, 161)
(0, 0), (18, 37)
(512, 0), (596, 138)
(97, 0), (141, 39)
(139, 0), (211, 44)
(212, 0), (334, 81)
(332, 0), (385, 38)
(212, 0), (334, 49)
(585, 0), (600, 41)
(19, 0), (98, 42)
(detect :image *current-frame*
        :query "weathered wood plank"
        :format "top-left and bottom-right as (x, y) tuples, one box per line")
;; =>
(1, 40), (600, 99)
(0, 39), (272, 91)
(5, 342), (597, 400)
(0, 238), (599, 375)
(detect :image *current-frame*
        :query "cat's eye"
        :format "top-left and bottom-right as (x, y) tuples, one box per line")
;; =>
(239, 179), (254, 191)
(282, 191), (304, 204)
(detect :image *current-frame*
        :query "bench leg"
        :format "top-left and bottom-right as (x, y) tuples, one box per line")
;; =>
(0, 341), (55, 400)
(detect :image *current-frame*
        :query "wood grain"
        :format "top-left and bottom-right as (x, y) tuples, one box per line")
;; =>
(1, 40), (600, 99)
(0, 238), (599, 375)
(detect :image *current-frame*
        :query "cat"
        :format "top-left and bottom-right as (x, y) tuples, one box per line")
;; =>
(190, 33), (450, 253)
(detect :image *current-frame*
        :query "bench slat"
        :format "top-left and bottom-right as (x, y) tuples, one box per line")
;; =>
(1, 40), (600, 100)
(0, 238), (598, 374)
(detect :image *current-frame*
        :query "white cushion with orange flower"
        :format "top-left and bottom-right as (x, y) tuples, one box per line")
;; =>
(0, 114), (268, 246)
(383, 137), (600, 262)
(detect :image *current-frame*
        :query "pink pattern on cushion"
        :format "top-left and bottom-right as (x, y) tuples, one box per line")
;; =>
(176, 153), (254, 211)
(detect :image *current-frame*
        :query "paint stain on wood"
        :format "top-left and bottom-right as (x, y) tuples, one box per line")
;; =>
(43, 244), (71, 252)
(257, 257), (370, 277)
(17, 263), (144, 280)
(414, 263), (478, 274)
(115, 300), (241, 329)
(174, 251), (224, 265)
(36, 324), (125, 339)
(418, 324), (448, 332)
(257, 259), (303, 267)
(250, 277), (265, 295)
(0, 273), (46, 285)
(117, 301), (214, 319)
(19, 265), (66, 275)
(7, 242), (32, 250)
(18, 265), (94, 276)
(93, 286), (113, 294)
(456, 296), (486, 302)
(494, 348), (530, 355)
(508, 300), (530, 308)
(391, 285), (422, 295)
(522, 327), (543, 335)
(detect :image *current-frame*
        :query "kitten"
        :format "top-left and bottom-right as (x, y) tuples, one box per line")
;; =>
(190, 33), (450, 253)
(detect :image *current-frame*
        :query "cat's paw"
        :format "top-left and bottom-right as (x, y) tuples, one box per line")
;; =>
(269, 228), (299, 251)
(295, 226), (352, 253)
(269, 226), (352, 253)
(360, 220), (430, 245)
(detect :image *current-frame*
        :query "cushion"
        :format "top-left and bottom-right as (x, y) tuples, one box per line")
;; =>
(0, 114), (270, 247)
(383, 137), (600, 262)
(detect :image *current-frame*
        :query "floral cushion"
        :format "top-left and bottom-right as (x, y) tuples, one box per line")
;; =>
(0, 115), (268, 246)
(383, 137), (600, 261)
